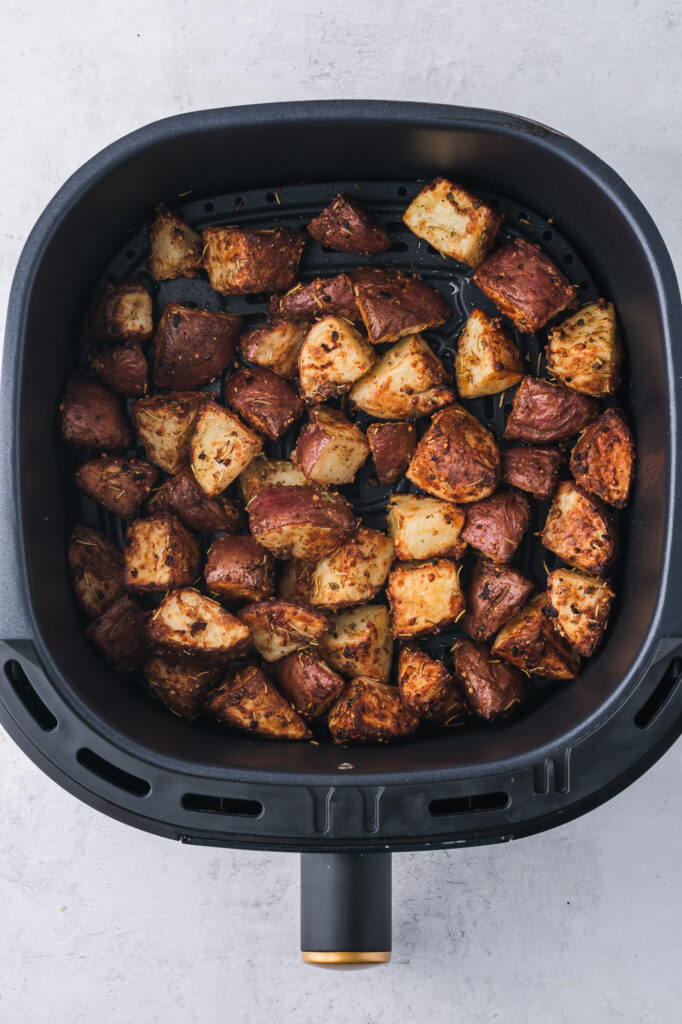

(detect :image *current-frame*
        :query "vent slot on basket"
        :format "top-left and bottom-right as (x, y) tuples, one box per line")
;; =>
(634, 656), (682, 729)
(4, 659), (57, 731)
(76, 747), (151, 797)
(182, 793), (263, 818)
(429, 791), (509, 816)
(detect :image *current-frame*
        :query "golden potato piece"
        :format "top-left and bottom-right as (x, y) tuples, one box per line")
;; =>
(406, 404), (500, 503)
(60, 376), (134, 452)
(321, 605), (393, 683)
(386, 493), (467, 562)
(148, 204), (202, 281)
(569, 408), (635, 509)
(348, 334), (455, 420)
(205, 662), (311, 740)
(202, 226), (305, 294)
(491, 594), (581, 680)
(455, 307), (523, 398)
(328, 677), (419, 744)
(75, 455), (158, 519)
(274, 648), (346, 720)
(190, 403), (263, 496)
(350, 267), (450, 345)
(143, 655), (223, 719)
(237, 455), (308, 504)
(276, 559), (315, 604)
(546, 568), (614, 657)
(68, 525), (125, 619)
(84, 280), (153, 343)
(386, 558), (464, 638)
(541, 481), (616, 576)
(239, 318), (310, 380)
(452, 638), (528, 719)
(402, 178), (503, 267)
(546, 300), (620, 396)
(310, 527), (394, 610)
(204, 535), (275, 603)
(307, 193), (390, 255)
(292, 407), (369, 486)
(298, 316), (376, 403)
(460, 489), (530, 563)
(247, 485), (357, 561)
(367, 422), (416, 485)
(132, 391), (208, 475)
(86, 594), (149, 671)
(398, 645), (469, 724)
(147, 588), (252, 661)
(123, 513), (200, 593)
(237, 600), (329, 662)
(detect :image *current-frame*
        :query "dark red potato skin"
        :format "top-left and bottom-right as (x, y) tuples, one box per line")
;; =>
(501, 445), (563, 499)
(153, 303), (241, 389)
(503, 376), (599, 443)
(307, 194), (391, 255)
(461, 489), (531, 562)
(91, 343), (148, 397)
(367, 422), (416, 485)
(269, 274), (360, 322)
(274, 648), (346, 720)
(226, 365), (304, 439)
(350, 267), (450, 344)
(461, 558), (533, 642)
(146, 469), (243, 533)
(86, 594), (149, 671)
(204, 534), (275, 602)
(60, 376), (134, 451)
(248, 485), (358, 561)
(452, 638), (528, 719)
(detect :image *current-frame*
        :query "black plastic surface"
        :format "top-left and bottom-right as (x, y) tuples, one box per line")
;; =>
(301, 851), (392, 955)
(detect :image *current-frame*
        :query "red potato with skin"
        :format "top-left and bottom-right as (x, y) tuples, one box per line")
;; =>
(148, 205), (203, 281)
(307, 193), (390, 255)
(146, 469), (243, 534)
(60, 376), (134, 451)
(321, 605), (393, 683)
(202, 226), (305, 294)
(367, 422), (416, 485)
(143, 656), (223, 720)
(268, 273), (360, 323)
(147, 589), (253, 661)
(204, 535), (275, 603)
(452, 638), (528, 719)
(460, 489), (531, 563)
(239, 318), (310, 380)
(68, 525), (125, 619)
(237, 456), (308, 504)
(86, 594), (149, 672)
(402, 178), (503, 268)
(461, 558), (534, 642)
(398, 645), (469, 724)
(132, 391), (209, 475)
(153, 303), (241, 390)
(503, 376), (599, 443)
(226, 365), (304, 439)
(492, 594), (581, 680)
(406, 405), (500, 504)
(350, 267), (450, 345)
(545, 568), (615, 657)
(237, 600), (329, 662)
(501, 445), (564, 500)
(91, 343), (148, 398)
(84, 280), (153, 343)
(248, 485), (358, 562)
(276, 559), (315, 605)
(274, 649), (346, 720)
(327, 677), (419, 745)
(569, 408), (635, 508)
(205, 662), (312, 740)
(292, 407), (369, 486)
(75, 455), (159, 519)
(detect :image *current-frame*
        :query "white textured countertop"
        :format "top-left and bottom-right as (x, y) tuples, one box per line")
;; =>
(1, 2), (681, 1021)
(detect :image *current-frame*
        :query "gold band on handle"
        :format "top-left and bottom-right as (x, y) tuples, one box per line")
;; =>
(301, 951), (390, 969)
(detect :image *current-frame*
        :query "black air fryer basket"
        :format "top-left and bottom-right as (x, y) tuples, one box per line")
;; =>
(2, 102), (682, 967)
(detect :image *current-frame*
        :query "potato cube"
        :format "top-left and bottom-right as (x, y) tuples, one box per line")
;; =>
(133, 391), (208, 475)
(124, 513), (200, 593)
(238, 456), (308, 504)
(298, 316), (376, 403)
(143, 655), (223, 719)
(84, 280), (153, 342)
(406, 404), (500, 503)
(307, 193), (390, 255)
(248, 485), (357, 561)
(546, 568), (614, 657)
(328, 677), (419, 744)
(491, 594), (581, 679)
(147, 588), (252, 661)
(276, 559), (315, 604)
(569, 408), (635, 508)
(202, 226), (305, 294)
(386, 559), (464, 638)
(292, 407), (369, 486)
(541, 481), (616, 575)
(148, 204), (202, 281)
(403, 178), (503, 267)
(461, 489), (530, 563)
(310, 527), (394, 610)
(60, 376), (134, 452)
(461, 558), (533, 642)
(237, 600), (329, 662)
(68, 525), (125, 619)
(226, 365), (303, 439)
(546, 300), (621, 396)
(455, 308), (523, 398)
(190, 403), (263, 496)
(321, 605), (393, 683)
(204, 535), (275, 603)
(503, 376), (599, 444)
(239, 319), (310, 380)
(146, 469), (243, 534)
(75, 455), (159, 519)
(386, 493), (467, 561)
(268, 273), (359, 323)
(501, 445), (563, 500)
(91, 343), (148, 398)
(397, 645), (469, 724)
(205, 662), (311, 740)
(86, 594), (149, 671)
(452, 638), (528, 719)
(367, 422), (416, 485)
(473, 239), (578, 333)
(153, 303), (241, 390)
(348, 334), (455, 420)
(274, 648), (345, 720)
(350, 267), (450, 345)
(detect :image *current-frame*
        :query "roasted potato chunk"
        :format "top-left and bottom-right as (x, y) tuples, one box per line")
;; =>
(268, 273), (359, 323)
(204, 535), (275, 603)
(328, 677), (419, 744)
(248, 485), (357, 561)
(239, 318), (310, 380)
(503, 376), (599, 443)
(86, 594), (149, 671)
(350, 267), (450, 345)
(461, 558), (533, 642)
(146, 469), (243, 534)
(452, 638), (528, 719)
(473, 238), (578, 333)
(461, 489), (531, 563)
(75, 455), (158, 519)
(307, 193), (390, 255)
(202, 226), (305, 294)
(310, 527), (394, 610)
(226, 365), (303, 439)
(84, 280), (153, 343)
(190, 403), (263, 496)
(68, 525), (125, 619)
(274, 648), (346, 720)
(406, 405), (500, 503)
(133, 391), (208, 475)
(153, 303), (241, 390)
(60, 376), (134, 451)
(124, 513), (200, 593)
(237, 600), (329, 662)
(143, 655), (223, 719)
(541, 481), (616, 575)
(238, 456), (308, 504)
(348, 334), (455, 420)
(205, 662), (311, 740)
(398, 645), (469, 724)
(455, 308), (523, 398)
(147, 588), (252, 661)
(569, 409), (635, 509)
(402, 178), (503, 267)
(321, 605), (393, 683)
(546, 568), (614, 658)
(546, 299), (621, 396)
(501, 445), (563, 500)
(91, 343), (148, 398)
(292, 407), (369, 486)
(367, 422), (416, 485)
(387, 559), (464, 639)
(491, 594), (581, 679)
(298, 316), (376, 403)
(148, 204), (202, 281)
(277, 559), (315, 604)
(386, 493), (467, 562)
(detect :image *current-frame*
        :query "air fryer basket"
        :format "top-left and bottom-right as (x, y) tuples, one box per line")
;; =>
(2, 103), (682, 964)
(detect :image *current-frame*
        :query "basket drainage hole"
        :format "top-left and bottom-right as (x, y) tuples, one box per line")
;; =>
(182, 793), (263, 818)
(204, 201), (215, 213)
(634, 656), (682, 729)
(388, 241), (409, 254)
(397, 186), (408, 197)
(76, 747), (150, 797)
(429, 791), (509, 816)
(4, 660), (57, 732)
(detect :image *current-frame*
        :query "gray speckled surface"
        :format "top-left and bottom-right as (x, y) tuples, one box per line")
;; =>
(1, 2), (681, 1021)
